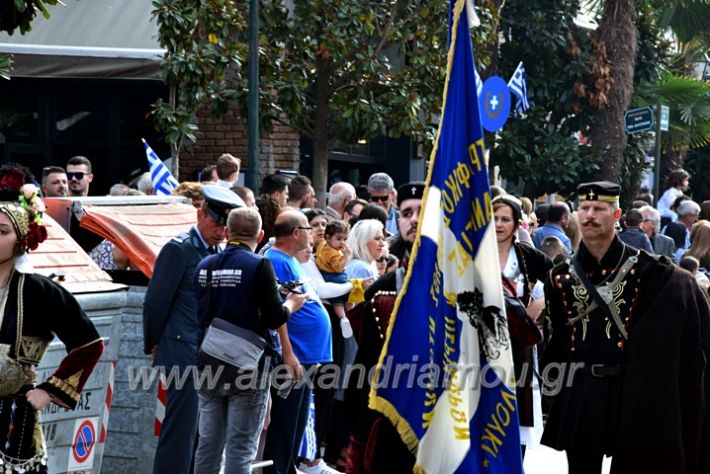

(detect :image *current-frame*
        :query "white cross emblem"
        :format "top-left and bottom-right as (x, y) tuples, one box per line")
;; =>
(489, 94), (499, 111)
(411, 186), (417, 195)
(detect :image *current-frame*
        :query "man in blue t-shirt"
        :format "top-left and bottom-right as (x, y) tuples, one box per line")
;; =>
(264, 209), (334, 474)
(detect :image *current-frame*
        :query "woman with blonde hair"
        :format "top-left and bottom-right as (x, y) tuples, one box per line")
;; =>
(684, 220), (710, 271)
(346, 219), (386, 279)
(172, 181), (205, 208)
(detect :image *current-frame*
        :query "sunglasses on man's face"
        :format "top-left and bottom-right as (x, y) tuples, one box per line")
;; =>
(67, 172), (86, 181)
(370, 195), (389, 203)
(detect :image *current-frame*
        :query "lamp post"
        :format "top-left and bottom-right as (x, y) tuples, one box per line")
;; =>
(246, 0), (260, 191)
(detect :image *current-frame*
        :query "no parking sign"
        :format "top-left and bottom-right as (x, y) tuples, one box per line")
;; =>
(67, 417), (98, 472)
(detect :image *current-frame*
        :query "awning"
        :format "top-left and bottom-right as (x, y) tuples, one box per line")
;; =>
(0, 0), (164, 79)
(78, 202), (198, 278)
(26, 214), (124, 294)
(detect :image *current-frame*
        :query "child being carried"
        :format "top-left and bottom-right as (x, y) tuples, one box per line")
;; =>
(315, 220), (353, 338)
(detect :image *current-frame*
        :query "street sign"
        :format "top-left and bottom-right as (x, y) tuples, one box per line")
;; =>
(660, 105), (670, 131)
(624, 106), (654, 134)
(68, 417), (98, 471)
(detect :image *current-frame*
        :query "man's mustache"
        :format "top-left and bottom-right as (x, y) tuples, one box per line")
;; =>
(581, 221), (601, 227)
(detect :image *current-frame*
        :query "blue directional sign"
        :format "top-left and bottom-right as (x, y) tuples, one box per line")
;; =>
(624, 106), (654, 134)
(479, 76), (510, 132)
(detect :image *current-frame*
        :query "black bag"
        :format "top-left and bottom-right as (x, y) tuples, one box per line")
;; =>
(502, 276), (542, 347)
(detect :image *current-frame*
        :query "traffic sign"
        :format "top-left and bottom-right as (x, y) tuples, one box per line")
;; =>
(660, 105), (670, 131)
(624, 106), (654, 134)
(68, 417), (98, 471)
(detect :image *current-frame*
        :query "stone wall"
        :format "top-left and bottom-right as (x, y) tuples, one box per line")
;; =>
(180, 109), (301, 182)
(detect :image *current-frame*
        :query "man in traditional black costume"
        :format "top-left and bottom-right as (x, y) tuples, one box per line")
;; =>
(345, 182), (424, 473)
(542, 181), (710, 474)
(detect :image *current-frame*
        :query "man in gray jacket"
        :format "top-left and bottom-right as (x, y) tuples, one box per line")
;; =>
(639, 205), (676, 258)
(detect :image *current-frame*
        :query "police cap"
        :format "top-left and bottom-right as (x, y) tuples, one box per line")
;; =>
(203, 185), (245, 225)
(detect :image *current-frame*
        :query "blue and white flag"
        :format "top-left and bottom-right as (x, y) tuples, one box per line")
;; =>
(507, 61), (530, 115)
(370, 1), (524, 473)
(298, 393), (318, 461)
(142, 138), (178, 196)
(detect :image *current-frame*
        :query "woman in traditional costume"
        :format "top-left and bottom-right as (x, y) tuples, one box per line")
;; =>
(0, 164), (103, 473)
(492, 195), (552, 455)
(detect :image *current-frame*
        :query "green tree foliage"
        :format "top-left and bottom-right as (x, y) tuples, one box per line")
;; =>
(653, 0), (710, 47)
(635, 74), (710, 151)
(684, 148), (710, 202)
(618, 135), (649, 207)
(252, 0), (448, 201)
(640, 0), (710, 187)
(0, 0), (59, 35)
(489, 0), (673, 197)
(488, 0), (602, 197)
(151, 0), (246, 178)
(1, 0), (61, 81)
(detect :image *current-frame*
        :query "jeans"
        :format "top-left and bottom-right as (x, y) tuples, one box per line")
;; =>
(194, 382), (270, 474)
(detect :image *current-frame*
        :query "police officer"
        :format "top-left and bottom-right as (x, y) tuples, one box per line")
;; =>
(143, 185), (244, 474)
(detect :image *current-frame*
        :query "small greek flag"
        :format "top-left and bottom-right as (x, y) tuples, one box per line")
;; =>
(298, 392), (318, 460)
(507, 61), (530, 115)
(142, 139), (178, 196)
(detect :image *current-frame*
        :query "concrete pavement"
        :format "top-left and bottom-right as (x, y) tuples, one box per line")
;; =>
(524, 445), (611, 473)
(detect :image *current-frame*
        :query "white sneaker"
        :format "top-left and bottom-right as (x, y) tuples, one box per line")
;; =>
(340, 318), (354, 339)
(298, 460), (344, 474)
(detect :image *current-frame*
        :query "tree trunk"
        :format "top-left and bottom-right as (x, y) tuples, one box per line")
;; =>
(590, 0), (637, 183)
(311, 56), (333, 208)
(312, 138), (331, 210)
(660, 148), (687, 188)
(170, 142), (180, 181)
(480, 0), (506, 80)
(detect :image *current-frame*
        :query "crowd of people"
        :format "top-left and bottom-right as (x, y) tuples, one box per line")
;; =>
(27, 155), (710, 474)
(135, 156), (427, 474)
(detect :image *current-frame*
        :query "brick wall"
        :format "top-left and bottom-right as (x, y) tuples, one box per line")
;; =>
(180, 109), (301, 183)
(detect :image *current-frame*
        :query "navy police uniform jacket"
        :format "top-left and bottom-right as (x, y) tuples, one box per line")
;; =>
(143, 227), (211, 365)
